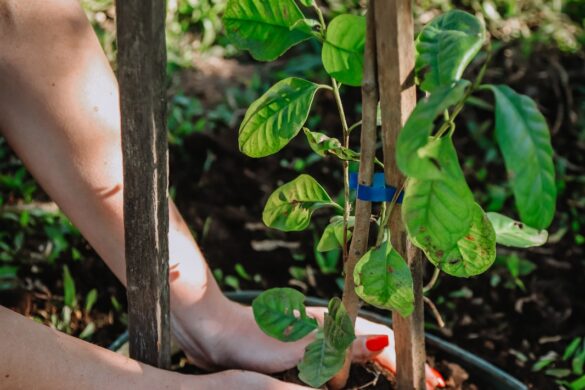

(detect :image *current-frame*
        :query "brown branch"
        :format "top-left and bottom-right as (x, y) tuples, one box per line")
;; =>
(423, 296), (445, 328)
(329, 1), (379, 388)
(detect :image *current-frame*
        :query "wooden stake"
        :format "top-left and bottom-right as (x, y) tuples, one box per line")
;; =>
(330, 2), (379, 388)
(116, 0), (171, 369)
(374, 1), (426, 389)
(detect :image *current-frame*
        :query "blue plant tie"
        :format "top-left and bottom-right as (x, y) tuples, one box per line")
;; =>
(349, 172), (404, 203)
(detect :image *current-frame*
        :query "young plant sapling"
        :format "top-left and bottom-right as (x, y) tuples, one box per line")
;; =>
(223, 1), (557, 388)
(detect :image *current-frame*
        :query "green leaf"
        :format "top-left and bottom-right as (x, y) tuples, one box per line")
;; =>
(487, 212), (548, 248)
(322, 14), (366, 86)
(416, 10), (485, 93)
(323, 297), (355, 351)
(402, 137), (475, 252)
(304, 128), (360, 162)
(426, 203), (496, 278)
(570, 374), (585, 390)
(574, 346), (585, 376)
(563, 337), (582, 361)
(79, 322), (95, 340)
(84, 288), (98, 313)
(223, 0), (313, 61)
(396, 80), (471, 179)
(298, 332), (346, 388)
(317, 216), (354, 252)
(532, 352), (557, 372)
(62, 265), (76, 308)
(298, 0), (315, 7)
(252, 288), (318, 342)
(314, 246), (340, 274)
(354, 239), (414, 316)
(545, 368), (571, 378)
(263, 174), (337, 231)
(486, 85), (557, 229)
(239, 78), (322, 157)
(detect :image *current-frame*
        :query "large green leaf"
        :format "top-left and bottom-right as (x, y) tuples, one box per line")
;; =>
(323, 297), (355, 351)
(252, 288), (318, 342)
(426, 203), (496, 277)
(263, 174), (337, 231)
(396, 80), (470, 179)
(487, 212), (548, 248)
(317, 216), (354, 252)
(239, 78), (322, 157)
(322, 14), (366, 86)
(486, 85), (556, 229)
(223, 0), (313, 61)
(402, 137), (475, 252)
(354, 240), (414, 317)
(297, 332), (346, 388)
(416, 10), (485, 93)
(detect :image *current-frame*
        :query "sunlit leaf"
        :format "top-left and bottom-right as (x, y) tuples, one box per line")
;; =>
(252, 288), (318, 342)
(486, 85), (557, 229)
(322, 14), (366, 86)
(487, 212), (548, 247)
(239, 78), (323, 157)
(224, 0), (313, 61)
(416, 10), (485, 92)
(354, 239), (414, 316)
(263, 174), (338, 231)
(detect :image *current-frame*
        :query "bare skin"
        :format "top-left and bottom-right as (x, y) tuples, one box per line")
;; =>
(0, 1), (442, 389)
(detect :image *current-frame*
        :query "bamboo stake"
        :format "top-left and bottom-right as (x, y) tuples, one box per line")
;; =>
(116, 0), (171, 368)
(330, 2), (379, 388)
(374, 1), (426, 389)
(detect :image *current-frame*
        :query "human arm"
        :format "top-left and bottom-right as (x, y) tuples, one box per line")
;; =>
(0, 0), (442, 388)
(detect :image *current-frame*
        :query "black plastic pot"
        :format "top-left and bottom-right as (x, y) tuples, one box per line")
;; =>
(110, 290), (526, 390)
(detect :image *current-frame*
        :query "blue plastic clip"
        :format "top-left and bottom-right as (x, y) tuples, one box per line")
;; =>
(349, 172), (404, 203)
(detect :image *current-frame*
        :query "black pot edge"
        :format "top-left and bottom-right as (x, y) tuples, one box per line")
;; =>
(109, 290), (527, 390)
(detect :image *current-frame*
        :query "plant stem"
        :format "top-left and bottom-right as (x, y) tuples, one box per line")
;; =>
(375, 180), (406, 246)
(312, 2), (327, 34)
(331, 78), (351, 264)
(423, 267), (440, 293)
(348, 120), (362, 133)
(423, 296), (445, 328)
